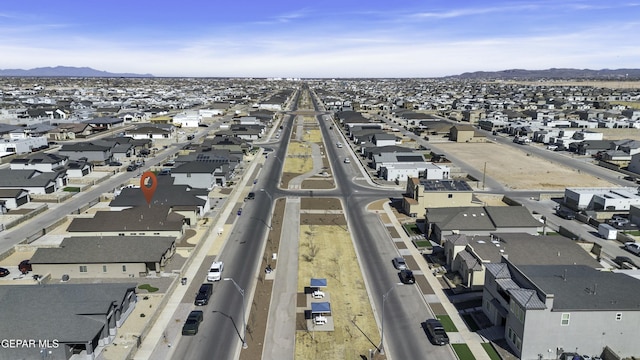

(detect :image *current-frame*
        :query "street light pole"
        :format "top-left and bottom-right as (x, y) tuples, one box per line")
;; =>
(379, 283), (402, 355)
(223, 278), (248, 349)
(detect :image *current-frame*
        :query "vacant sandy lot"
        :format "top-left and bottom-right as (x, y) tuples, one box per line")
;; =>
(296, 224), (380, 360)
(437, 142), (616, 190)
(283, 142), (314, 174)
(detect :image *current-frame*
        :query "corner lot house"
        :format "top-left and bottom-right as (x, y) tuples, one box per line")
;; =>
(483, 259), (640, 359)
(0, 283), (137, 360)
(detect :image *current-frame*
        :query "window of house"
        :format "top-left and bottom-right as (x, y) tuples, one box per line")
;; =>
(122, 265), (127, 272)
(79, 265), (87, 273)
(616, 313), (622, 321)
(118, 233), (125, 236)
(561, 313), (570, 326)
(448, 194), (453, 198)
(187, 173), (191, 178)
(103, 265), (107, 273)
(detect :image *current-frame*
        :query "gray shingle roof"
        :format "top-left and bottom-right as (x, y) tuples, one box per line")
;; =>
(30, 236), (175, 264)
(0, 283), (136, 341)
(519, 265), (640, 311)
(109, 177), (207, 208)
(0, 169), (57, 187)
(67, 205), (184, 232)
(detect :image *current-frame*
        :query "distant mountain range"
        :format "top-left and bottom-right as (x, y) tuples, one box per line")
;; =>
(0, 66), (153, 78)
(451, 68), (640, 80)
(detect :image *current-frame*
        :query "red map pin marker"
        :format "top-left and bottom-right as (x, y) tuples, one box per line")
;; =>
(140, 171), (158, 205)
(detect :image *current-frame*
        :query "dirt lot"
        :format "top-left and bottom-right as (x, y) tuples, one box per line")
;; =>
(296, 222), (381, 360)
(437, 142), (616, 190)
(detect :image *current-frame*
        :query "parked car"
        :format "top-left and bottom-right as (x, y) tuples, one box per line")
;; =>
(612, 256), (638, 269)
(246, 192), (255, 200)
(108, 161), (122, 166)
(126, 164), (138, 172)
(425, 319), (449, 345)
(556, 209), (575, 220)
(237, 208), (243, 216)
(392, 257), (408, 270)
(187, 135), (195, 140)
(182, 310), (204, 336)
(623, 242), (640, 256)
(207, 261), (224, 282)
(399, 269), (415, 284)
(18, 260), (32, 274)
(194, 283), (213, 306)
(0, 267), (9, 277)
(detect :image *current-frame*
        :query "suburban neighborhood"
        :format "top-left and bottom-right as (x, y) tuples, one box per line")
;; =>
(1, 76), (640, 360)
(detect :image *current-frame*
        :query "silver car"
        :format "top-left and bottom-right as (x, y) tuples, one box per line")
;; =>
(392, 257), (407, 270)
(624, 242), (640, 256)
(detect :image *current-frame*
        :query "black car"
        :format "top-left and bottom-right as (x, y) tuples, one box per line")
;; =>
(182, 310), (204, 336)
(0, 267), (10, 277)
(612, 256), (638, 269)
(194, 283), (213, 306)
(108, 161), (122, 166)
(126, 164), (138, 172)
(246, 192), (255, 200)
(399, 269), (415, 284)
(19, 260), (32, 274)
(425, 319), (449, 345)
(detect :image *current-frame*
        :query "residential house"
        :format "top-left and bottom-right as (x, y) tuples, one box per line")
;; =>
(170, 161), (230, 189)
(82, 117), (125, 133)
(426, 206), (542, 243)
(59, 142), (114, 164)
(449, 125), (479, 143)
(110, 176), (209, 225)
(10, 153), (68, 172)
(124, 125), (173, 140)
(0, 169), (63, 194)
(30, 236), (176, 279)
(482, 259), (640, 359)
(173, 111), (200, 128)
(0, 188), (30, 211)
(443, 233), (601, 289)
(403, 178), (474, 217)
(0, 135), (48, 157)
(67, 205), (185, 237)
(0, 283), (137, 360)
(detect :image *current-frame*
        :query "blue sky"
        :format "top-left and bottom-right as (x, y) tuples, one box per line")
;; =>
(1, 1), (639, 77)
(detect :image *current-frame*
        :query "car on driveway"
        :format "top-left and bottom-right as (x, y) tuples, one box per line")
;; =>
(392, 257), (407, 270)
(612, 256), (638, 269)
(0, 267), (9, 277)
(425, 319), (449, 345)
(207, 261), (224, 282)
(182, 310), (204, 336)
(623, 242), (640, 256)
(399, 269), (415, 284)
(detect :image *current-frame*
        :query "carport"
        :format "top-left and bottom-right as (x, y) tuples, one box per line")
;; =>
(310, 301), (331, 316)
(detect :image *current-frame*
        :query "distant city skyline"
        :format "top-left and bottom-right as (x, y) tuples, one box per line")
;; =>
(1, 1), (639, 78)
